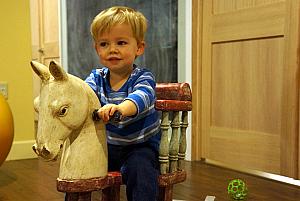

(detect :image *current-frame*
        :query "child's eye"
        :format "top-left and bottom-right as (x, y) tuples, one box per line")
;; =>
(117, 41), (127, 45)
(99, 42), (108, 47)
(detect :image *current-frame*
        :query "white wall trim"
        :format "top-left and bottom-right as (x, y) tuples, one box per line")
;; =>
(60, 0), (68, 71)
(206, 159), (300, 186)
(6, 140), (37, 161)
(178, 0), (192, 160)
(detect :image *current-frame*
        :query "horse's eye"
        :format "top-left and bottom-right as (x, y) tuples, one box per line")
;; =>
(58, 106), (68, 117)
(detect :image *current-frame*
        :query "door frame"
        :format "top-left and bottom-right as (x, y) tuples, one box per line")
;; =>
(191, 0), (203, 161)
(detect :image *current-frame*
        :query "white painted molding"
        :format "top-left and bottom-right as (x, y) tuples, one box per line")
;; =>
(206, 159), (300, 187)
(60, 0), (68, 71)
(6, 140), (37, 161)
(178, 0), (192, 161)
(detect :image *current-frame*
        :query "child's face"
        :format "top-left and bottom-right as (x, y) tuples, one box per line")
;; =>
(94, 23), (145, 73)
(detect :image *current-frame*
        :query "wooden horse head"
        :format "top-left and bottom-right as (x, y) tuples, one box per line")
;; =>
(31, 61), (107, 180)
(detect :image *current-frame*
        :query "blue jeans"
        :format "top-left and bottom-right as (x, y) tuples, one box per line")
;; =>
(108, 143), (159, 201)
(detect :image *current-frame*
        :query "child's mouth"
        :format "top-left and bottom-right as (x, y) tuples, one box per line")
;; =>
(108, 57), (121, 61)
(108, 57), (121, 64)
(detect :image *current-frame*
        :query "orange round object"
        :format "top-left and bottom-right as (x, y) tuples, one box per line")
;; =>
(0, 94), (14, 166)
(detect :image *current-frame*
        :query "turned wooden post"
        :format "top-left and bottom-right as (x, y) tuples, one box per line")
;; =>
(169, 111), (180, 172)
(159, 111), (170, 174)
(178, 111), (188, 170)
(101, 185), (120, 201)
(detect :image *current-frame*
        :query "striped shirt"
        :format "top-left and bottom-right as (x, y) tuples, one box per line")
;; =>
(85, 65), (161, 150)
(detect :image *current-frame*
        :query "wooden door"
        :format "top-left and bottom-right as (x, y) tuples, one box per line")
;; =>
(30, 0), (60, 120)
(38, 0), (60, 65)
(192, 0), (300, 178)
(30, 0), (59, 65)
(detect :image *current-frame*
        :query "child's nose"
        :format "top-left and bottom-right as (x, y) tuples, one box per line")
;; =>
(109, 43), (118, 53)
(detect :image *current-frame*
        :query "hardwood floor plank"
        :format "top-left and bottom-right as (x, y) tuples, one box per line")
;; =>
(0, 159), (300, 201)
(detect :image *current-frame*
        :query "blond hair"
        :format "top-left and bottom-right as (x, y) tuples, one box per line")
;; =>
(90, 6), (147, 43)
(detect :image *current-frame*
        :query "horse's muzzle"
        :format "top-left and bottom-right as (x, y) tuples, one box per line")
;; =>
(32, 143), (51, 158)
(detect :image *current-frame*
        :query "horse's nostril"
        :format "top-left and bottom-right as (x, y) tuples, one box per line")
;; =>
(42, 146), (50, 156)
(32, 144), (39, 155)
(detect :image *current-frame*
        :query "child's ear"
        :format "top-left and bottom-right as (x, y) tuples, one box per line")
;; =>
(136, 41), (145, 56)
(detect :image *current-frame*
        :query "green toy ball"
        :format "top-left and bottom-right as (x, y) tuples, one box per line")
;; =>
(227, 179), (248, 200)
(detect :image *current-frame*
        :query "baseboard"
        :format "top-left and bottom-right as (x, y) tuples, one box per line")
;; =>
(6, 140), (37, 161)
(205, 159), (300, 186)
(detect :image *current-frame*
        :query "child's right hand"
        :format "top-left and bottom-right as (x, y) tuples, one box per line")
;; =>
(97, 104), (120, 123)
(96, 100), (137, 123)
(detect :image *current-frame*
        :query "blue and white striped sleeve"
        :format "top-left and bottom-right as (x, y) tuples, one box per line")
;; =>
(85, 70), (98, 93)
(125, 71), (156, 114)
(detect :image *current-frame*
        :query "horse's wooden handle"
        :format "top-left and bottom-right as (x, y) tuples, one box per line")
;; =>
(110, 111), (122, 123)
(92, 109), (122, 123)
(92, 109), (101, 121)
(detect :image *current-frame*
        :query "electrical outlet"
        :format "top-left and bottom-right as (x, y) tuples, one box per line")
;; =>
(0, 82), (8, 99)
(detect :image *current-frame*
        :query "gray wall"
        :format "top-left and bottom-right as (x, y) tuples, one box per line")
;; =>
(66, 0), (178, 82)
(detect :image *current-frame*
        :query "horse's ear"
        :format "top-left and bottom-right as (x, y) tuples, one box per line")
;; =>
(49, 60), (68, 81)
(30, 61), (50, 81)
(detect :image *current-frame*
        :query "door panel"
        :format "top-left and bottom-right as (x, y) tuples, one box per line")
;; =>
(211, 38), (283, 135)
(193, 0), (300, 178)
(212, 2), (285, 42)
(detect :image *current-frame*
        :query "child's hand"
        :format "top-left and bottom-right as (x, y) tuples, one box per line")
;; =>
(97, 104), (120, 123)
(96, 100), (137, 123)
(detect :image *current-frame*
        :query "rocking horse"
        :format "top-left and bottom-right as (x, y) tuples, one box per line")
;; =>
(31, 60), (192, 201)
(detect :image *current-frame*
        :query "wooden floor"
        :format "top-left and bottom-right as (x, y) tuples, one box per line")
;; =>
(0, 159), (300, 201)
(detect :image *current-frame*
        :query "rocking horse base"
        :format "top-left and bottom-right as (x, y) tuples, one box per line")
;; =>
(57, 172), (122, 201)
(158, 170), (187, 201)
(57, 170), (186, 201)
